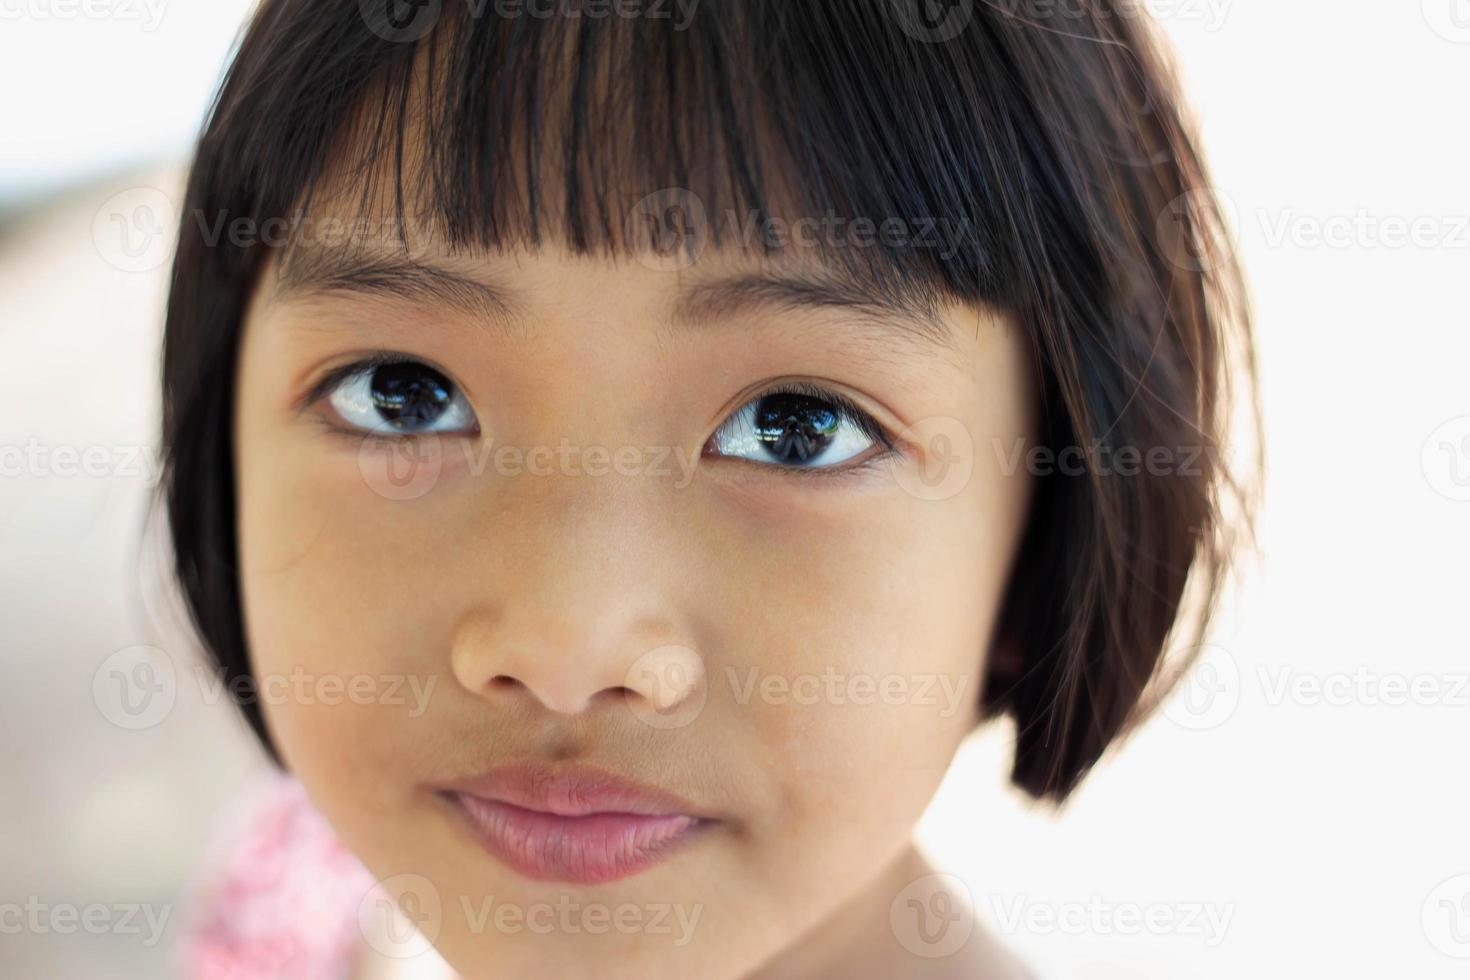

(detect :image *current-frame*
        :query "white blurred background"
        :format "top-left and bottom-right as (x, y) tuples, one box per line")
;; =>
(1, 2), (1467, 977)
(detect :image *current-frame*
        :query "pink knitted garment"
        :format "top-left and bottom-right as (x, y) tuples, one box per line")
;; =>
(174, 772), (378, 980)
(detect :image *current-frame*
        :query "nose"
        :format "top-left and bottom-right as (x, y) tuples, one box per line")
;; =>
(450, 610), (705, 717)
(447, 485), (705, 719)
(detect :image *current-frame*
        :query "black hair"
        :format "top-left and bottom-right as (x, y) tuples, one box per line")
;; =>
(162, 0), (1256, 801)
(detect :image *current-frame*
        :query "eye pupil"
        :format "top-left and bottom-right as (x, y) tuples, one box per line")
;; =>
(370, 362), (453, 429)
(754, 393), (840, 464)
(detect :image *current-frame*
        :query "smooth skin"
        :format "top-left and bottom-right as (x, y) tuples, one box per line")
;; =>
(232, 224), (1038, 978)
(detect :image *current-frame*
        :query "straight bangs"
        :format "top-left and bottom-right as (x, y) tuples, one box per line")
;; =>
(185, 1), (1139, 317)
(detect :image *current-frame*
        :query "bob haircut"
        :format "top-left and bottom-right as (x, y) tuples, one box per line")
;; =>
(161, 0), (1256, 802)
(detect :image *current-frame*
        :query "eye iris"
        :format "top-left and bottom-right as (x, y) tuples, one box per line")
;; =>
(753, 393), (840, 464)
(370, 363), (453, 429)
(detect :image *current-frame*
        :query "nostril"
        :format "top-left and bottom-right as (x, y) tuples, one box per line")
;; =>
(488, 675), (521, 691)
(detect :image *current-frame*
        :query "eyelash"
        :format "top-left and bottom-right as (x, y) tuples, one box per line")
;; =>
(298, 351), (426, 414)
(301, 354), (900, 474)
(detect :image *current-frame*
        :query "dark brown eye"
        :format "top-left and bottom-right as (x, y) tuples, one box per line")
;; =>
(326, 360), (476, 434)
(708, 384), (887, 469)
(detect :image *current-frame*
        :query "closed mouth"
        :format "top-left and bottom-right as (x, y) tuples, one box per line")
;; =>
(432, 764), (717, 884)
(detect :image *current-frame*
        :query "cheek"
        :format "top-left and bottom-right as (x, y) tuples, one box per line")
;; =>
(235, 426), (463, 814)
(692, 466), (1018, 873)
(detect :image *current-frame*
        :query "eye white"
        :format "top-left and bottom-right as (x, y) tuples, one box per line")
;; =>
(326, 366), (476, 435)
(709, 398), (876, 468)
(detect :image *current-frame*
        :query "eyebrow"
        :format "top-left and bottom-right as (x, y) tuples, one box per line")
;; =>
(273, 250), (962, 356)
(669, 272), (958, 355)
(275, 250), (525, 327)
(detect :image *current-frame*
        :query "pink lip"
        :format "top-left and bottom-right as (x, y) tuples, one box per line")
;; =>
(435, 765), (713, 884)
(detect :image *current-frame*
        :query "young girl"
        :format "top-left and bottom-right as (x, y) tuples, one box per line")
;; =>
(160, 1), (1254, 977)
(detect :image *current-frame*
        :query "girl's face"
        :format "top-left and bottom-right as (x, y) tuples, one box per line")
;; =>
(233, 227), (1036, 977)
